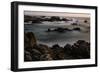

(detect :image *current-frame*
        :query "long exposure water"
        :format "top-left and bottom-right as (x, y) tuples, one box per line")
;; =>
(24, 21), (90, 47)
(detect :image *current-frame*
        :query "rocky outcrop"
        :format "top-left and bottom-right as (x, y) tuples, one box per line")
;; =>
(32, 44), (53, 61)
(71, 40), (90, 59)
(24, 32), (53, 61)
(24, 32), (37, 50)
(24, 50), (32, 61)
(64, 40), (90, 59)
(24, 32), (90, 61)
(51, 44), (64, 60)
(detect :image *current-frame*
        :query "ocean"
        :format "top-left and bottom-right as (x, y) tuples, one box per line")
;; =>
(24, 21), (90, 47)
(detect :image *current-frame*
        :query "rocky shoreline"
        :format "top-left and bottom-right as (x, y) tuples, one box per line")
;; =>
(24, 16), (72, 23)
(24, 32), (90, 62)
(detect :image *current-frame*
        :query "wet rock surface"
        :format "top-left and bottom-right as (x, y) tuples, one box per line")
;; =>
(24, 32), (90, 62)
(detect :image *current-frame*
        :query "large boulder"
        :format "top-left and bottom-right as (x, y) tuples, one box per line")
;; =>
(64, 44), (73, 59)
(30, 48), (42, 61)
(64, 44), (72, 55)
(71, 40), (90, 59)
(24, 32), (37, 50)
(38, 44), (53, 61)
(24, 50), (32, 61)
(51, 44), (65, 60)
(30, 44), (53, 61)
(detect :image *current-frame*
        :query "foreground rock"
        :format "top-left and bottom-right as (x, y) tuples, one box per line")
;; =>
(32, 44), (53, 61)
(24, 32), (90, 61)
(24, 32), (53, 61)
(24, 32), (37, 50)
(51, 44), (65, 60)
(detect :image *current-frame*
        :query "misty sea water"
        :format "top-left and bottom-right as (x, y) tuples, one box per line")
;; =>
(24, 21), (90, 47)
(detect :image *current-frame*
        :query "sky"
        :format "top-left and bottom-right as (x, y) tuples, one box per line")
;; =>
(24, 11), (90, 18)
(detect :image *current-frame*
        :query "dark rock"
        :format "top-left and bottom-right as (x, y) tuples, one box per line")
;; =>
(24, 55), (32, 61)
(62, 18), (67, 21)
(71, 23), (78, 25)
(31, 49), (42, 61)
(46, 28), (51, 32)
(52, 44), (60, 49)
(54, 27), (66, 32)
(46, 28), (72, 32)
(31, 44), (53, 61)
(64, 44), (72, 55)
(24, 50), (32, 61)
(73, 27), (81, 31)
(40, 54), (53, 61)
(24, 15), (33, 22)
(24, 32), (37, 50)
(24, 31), (90, 61)
(51, 44), (64, 60)
(50, 16), (61, 21)
(32, 19), (42, 23)
(84, 20), (88, 23)
(71, 40), (90, 59)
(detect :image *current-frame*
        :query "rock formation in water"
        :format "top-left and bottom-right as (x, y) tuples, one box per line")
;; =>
(46, 27), (81, 33)
(24, 15), (72, 23)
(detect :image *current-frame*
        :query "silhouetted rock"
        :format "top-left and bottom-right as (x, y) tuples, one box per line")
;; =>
(84, 20), (88, 23)
(73, 27), (81, 31)
(38, 44), (53, 60)
(71, 23), (78, 25)
(51, 44), (64, 60)
(62, 18), (67, 21)
(52, 44), (60, 49)
(24, 15), (33, 22)
(32, 18), (42, 23)
(31, 48), (42, 61)
(46, 28), (51, 32)
(46, 27), (72, 32)
(50, 16), (61, 21)
(24, 32), (37, 50)
(56, 28), (65, 32)
(30, 44), (53, 61)
(64, 44), (72, 55)
(71, 40), (90, 59)
(24, 50), (32, 61)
